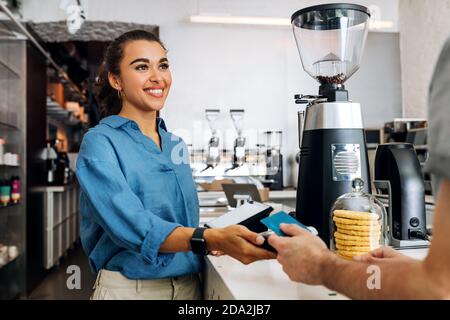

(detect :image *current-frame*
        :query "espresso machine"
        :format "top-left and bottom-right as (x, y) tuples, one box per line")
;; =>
(292, 4), (372, 243)
(263, 131), (283, 190)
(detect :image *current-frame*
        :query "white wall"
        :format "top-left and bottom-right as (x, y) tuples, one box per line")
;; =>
(399, 0), (450, 118)
(21, 0), (402, 186)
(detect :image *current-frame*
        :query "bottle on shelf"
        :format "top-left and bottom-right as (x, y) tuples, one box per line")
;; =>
(0, 179), (11, 206)
(10, 176), (21, 204)
(0, 138), (5, 165)
(44, 141), (58, 185)
(0, 244), (8, 266)
(61, 153), (71, 185)
(3, 152), (19, 166)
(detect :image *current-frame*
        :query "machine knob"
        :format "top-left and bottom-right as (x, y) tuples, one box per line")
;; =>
(409, 217), (420, 228)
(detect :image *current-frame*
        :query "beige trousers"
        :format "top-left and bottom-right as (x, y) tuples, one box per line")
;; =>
(91, 269), (203, 300)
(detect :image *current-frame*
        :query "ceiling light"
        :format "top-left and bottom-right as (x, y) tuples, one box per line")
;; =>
(189, 15), (290, 26)
(189, 14), (394, 31)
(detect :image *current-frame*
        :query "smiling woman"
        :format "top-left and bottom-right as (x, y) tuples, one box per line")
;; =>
(113, 41), (171, 114)
(95, 31), (169, 118)
(75, 30), (276, 300)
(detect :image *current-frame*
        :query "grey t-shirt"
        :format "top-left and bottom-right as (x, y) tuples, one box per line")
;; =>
(426, 36), (450, 195)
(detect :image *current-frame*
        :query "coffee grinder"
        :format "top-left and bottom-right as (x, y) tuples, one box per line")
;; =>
(201, 109), (221, 172)
(292, 4), (372, 243)
(226, 109), (246, 172)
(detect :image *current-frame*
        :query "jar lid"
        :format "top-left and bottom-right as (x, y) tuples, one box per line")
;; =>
(331, 178), (387, 214)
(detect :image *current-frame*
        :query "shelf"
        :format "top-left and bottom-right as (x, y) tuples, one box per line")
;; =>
(61, 78), (88, 105)
(0, 254), (20, 272)
(0, 5), (28, 300)
(0, 120), (20, 131)
(31, 183), (78, 193)
(0, 202), (21, 210)
(47, 69), (88, 105)
(47, 99), (82, 125)
(0, 58), (20, 79)
(0, 164), (20, 167)
(47, 98), (86, 126)
(47, 99), (69, 116)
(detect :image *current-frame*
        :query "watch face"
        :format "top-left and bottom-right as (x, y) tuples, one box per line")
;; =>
(191, 238), (208, 255)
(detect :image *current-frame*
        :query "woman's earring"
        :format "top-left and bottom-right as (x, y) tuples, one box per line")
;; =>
(117, 89), (122, 99)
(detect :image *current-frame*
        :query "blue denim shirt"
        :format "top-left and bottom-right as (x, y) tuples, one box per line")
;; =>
(76, 115), (201, 279)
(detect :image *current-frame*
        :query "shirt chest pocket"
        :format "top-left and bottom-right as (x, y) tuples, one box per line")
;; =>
(132, 169), (184, 212)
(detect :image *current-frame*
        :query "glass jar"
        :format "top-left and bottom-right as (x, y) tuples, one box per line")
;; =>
(329, 178), (387, 260)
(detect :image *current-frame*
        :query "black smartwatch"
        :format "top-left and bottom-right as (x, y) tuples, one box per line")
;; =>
(190, 227), (209, 255)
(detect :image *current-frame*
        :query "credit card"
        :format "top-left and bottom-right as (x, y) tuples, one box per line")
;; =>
(260, 211), (311, 236)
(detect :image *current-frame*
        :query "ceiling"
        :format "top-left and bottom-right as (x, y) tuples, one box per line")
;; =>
(29, 20), (158, 42)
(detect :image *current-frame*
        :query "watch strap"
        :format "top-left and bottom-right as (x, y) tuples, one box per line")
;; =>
(191, 227), (208, 255)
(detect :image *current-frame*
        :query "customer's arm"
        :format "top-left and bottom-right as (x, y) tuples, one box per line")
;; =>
(268, 179), (450, 299)
(325, 179), (450, 299)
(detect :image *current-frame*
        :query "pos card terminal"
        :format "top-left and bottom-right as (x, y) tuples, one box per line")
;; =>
(204, 202), (276, 252)
(204, 203), (318, 253)
(204, 201), (272, 233)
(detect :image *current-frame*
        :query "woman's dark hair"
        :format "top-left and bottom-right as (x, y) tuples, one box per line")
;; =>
(95, 30), (166, 118)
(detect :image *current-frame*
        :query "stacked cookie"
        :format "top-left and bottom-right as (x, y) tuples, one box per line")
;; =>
(332, 209), (381, 260)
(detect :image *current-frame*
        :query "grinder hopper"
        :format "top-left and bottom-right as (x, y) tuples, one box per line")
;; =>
(292, 3), (371, 99)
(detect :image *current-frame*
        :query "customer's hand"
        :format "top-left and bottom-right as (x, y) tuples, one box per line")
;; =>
(354, 246), (410, 263)
(205, 225), (276, 264)
(268, 223), (333, 285)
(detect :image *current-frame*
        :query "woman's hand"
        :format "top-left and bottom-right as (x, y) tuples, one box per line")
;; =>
(204, 225), (276, 264)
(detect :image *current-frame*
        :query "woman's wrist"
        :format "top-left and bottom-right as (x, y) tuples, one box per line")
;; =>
(203, 228), (223, 252)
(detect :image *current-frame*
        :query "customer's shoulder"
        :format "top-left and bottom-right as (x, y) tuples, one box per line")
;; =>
(434, 36), (450, 74)
(442, 36), (450, 54)
(430, 36), (450, 96)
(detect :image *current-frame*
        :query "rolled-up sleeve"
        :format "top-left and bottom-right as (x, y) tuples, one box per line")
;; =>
(76, 131), (181, 266)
